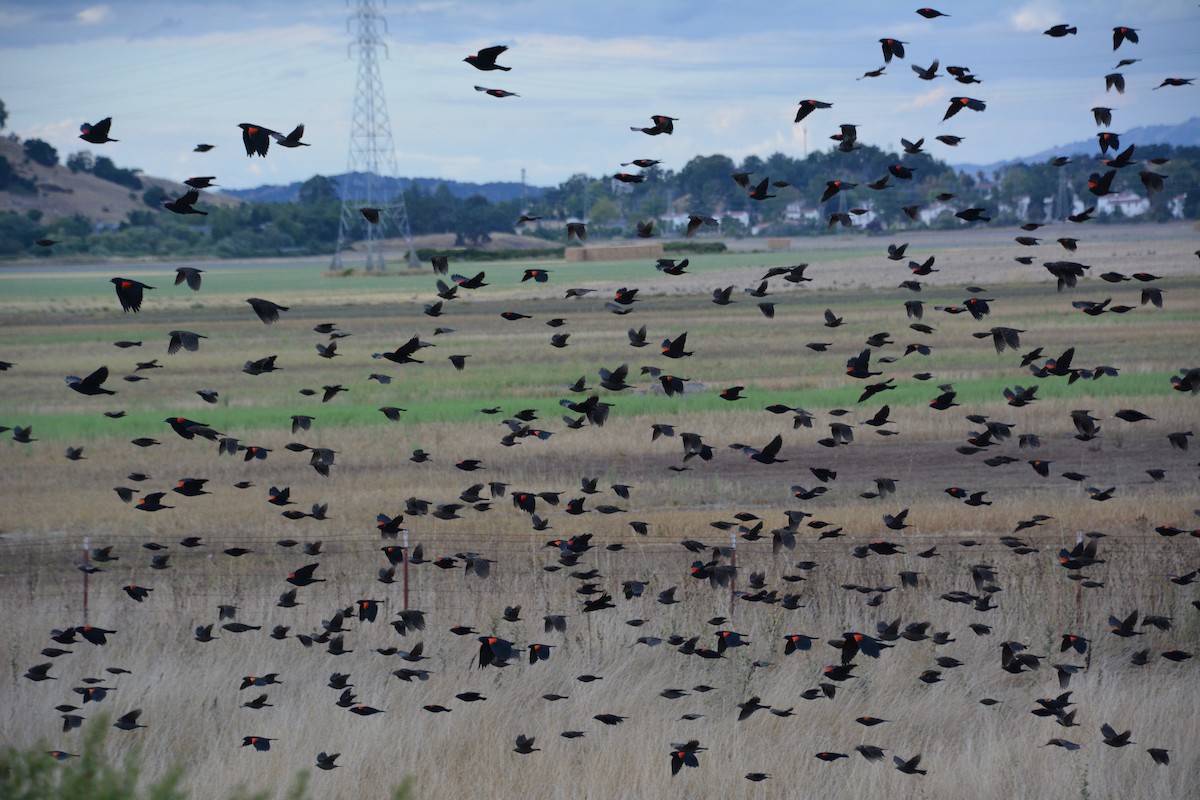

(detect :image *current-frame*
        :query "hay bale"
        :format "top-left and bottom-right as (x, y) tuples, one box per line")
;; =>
(565, 243), (664, 262)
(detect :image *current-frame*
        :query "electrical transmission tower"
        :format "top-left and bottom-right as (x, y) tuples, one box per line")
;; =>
(332, 0), (417, 272)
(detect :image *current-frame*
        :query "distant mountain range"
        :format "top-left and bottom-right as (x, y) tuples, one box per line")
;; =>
(220, 173), (547, 205)
(952, 117), (1200, 176)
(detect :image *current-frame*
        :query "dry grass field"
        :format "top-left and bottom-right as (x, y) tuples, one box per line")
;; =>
(1, 222), (1198, 798)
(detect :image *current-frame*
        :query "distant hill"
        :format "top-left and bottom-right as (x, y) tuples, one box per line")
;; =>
(222, 173), (548, 205)
(0, 134), (240, 226)
(953, 116), (1200, 176)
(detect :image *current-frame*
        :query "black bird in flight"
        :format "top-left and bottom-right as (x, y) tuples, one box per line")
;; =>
(238, 123), (277, 157)
(66, 366), (115, 396)
(79, 117), (117, 144)
(465, 45), (511, 71)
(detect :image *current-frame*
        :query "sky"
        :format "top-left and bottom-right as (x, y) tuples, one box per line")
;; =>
(0, 0), (1197, 191)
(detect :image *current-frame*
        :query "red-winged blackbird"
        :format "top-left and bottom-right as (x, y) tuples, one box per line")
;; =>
(795, 99), (832, 123)
(465, 45), (510, 71)
(80, 117), (117, 144)
(111, 278), (154, 312)
(1112, 26), (1138, 50)
(238, 124), (277, 157)
(242, 736), (273, 751)
(670, 740), (705, 775)
(135, 493), (172, 512)
(474, 85), (519, 98)
(880, 38), (906, 62)
(286, 563), (324, 587)
(123, 585), (152, 603)
(943, 97), (985, 121)
(479, 636), (515, 667)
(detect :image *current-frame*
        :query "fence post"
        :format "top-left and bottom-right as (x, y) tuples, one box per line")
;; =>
(729, 529), (737, 613)
(82, 537), (90, 625)
(401, 529), (410, 611)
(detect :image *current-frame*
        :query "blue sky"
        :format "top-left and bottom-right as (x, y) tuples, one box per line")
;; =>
(1, 0), (1197, 190)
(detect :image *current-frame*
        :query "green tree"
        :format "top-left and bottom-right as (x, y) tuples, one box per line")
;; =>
(298, 174), (339, 205)
(676, 154), (737, 213)
(0, 154), (34, 194)
(23, 138), (57, 167)
(428, 183), (458, 233)
(65, 151), (93, 173)
(0, 97), (6, 130)
(91, 156), (142, 189)
(142, 186), (168, 209)
(455, 194), (494, 246)
(587, 195), (620, 227)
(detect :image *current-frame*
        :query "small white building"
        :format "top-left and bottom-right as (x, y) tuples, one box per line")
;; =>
(1095, 191), (1150, 217)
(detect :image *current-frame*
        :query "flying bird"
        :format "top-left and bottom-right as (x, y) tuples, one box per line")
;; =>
(65, 366), (115, 396)
(79, 117), (117, 144)
(163, 189), (207, 215)
(943, 97), (985, 121)
(474, 85), (519, 98)
(465, 45), (511, 71)
(238, 123), (277, 157)
(631, 115), (677, 135)
(111, 278), (153, 313)
(271, 124), (310, 148)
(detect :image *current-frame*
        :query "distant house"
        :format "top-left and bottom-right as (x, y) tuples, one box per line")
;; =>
(1095, 191), (1150, 217)
(784, 201), (821, 222)
(658, 212), (692, 230)
(918, 202), (953, 225)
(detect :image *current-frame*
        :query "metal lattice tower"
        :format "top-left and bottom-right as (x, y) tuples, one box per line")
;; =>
(332, 0), (417, 271)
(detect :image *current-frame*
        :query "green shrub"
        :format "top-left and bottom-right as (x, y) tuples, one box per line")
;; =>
(0, 724), (414, 800)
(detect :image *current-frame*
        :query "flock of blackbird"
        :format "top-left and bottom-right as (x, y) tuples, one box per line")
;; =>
(11, 7), (1200, 790)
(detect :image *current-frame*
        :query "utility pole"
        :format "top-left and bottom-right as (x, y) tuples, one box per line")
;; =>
(332, 0), (417, 272)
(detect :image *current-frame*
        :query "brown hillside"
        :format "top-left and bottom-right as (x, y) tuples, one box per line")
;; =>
(0, 134), (239, 226)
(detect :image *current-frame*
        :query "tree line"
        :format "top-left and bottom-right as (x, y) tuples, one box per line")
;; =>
(1, 133), (1196, 260)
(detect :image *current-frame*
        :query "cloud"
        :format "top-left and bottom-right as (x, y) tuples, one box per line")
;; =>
(895, 87), (948, 112)
(1009, 4), (1060, 33)
(75, 5), (111, 25)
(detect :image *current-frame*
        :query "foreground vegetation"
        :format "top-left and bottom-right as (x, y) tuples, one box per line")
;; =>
(0, 723), (413, 800)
